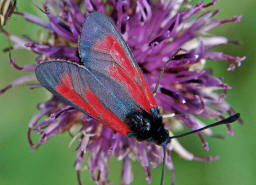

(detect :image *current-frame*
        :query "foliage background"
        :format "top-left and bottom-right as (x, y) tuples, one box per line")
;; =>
(0, 0), (255, 185)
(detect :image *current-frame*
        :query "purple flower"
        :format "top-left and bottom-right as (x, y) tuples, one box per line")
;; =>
(1, 0), (244, 185)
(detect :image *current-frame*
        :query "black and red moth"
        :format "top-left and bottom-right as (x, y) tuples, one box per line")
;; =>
(36, 11), (169, 145)
(35, 12), (240, 185)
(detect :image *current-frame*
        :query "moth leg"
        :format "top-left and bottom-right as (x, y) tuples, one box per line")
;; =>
(153, 48), (181, 96)
(53, 107), (75, 119)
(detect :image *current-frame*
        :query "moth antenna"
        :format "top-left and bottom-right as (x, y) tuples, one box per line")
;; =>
(160, 145), (167, 185)
(160, 113), (239, 185)
(153, 48), (181, 96)
(169, 113), (240, 140)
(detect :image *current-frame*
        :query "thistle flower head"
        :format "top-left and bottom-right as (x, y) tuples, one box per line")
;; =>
(1, 0), (244, 185)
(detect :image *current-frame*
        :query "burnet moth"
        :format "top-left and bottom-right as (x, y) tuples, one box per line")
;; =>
(35, 12), (240, 185)
(0, 0), (44, 58)
(0, 0), (16, 60)
(0, 0), (16, 26)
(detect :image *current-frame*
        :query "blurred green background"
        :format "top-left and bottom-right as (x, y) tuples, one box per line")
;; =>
(0, 0), (255, 185)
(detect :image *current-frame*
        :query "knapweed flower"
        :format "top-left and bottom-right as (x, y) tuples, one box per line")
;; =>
(1, 0), (245, 185)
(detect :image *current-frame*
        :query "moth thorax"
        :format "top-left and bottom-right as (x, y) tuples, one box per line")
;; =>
(125, 109), (170, 145)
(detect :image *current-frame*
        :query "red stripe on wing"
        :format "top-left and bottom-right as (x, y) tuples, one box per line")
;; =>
(93, 34), (136, 80)
(93, 34), (157, 112)
(109, 65), (151, 112)
(55, 73), (99, 117)
(85, 89), (131, 135)
(136, 68), (157, 107)
(56, 73), (130, 135)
